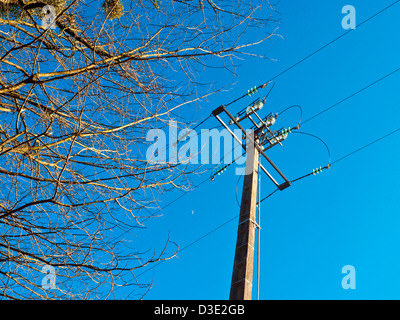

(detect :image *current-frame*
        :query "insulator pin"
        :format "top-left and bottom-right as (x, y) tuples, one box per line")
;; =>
(246, 86), (258, 96)
(312, 167), (324, 175)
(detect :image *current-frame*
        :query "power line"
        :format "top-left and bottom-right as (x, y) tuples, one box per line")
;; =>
(289, 126), (400, 185)
(292, 131), (331, 165)
(112, 141), (244, 242)
(152, 0), (400, 152)
(331, 126), (400, 165)
(125, 188), (278, 299)
(224, 0), (400, 109)
(266, 0), (400, 84)
(170, 0), (400, 118)
(302, 65), (400, 125)
(134, 215), (240, 279)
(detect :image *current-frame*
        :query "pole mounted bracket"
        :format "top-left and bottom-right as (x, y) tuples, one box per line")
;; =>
(212, 105), (225, 117)
(211, 103), (292, 191)
(278, 181), (291, 191)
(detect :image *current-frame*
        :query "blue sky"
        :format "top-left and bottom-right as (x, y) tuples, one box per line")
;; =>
(118, 0), (400, 299)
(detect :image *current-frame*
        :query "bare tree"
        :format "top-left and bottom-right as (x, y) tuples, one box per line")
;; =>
(0, 0), (278, 299)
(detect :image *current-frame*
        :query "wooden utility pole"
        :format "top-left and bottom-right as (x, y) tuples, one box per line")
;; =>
(229, 139), (260, 300)
(212, 99), (292, 300)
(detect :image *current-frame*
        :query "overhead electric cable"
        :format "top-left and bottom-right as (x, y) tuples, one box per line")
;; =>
(112, 142), (244, 242)
(125, 184), (278, 299)
(292, 131), (331, 165)
(224, 0), (400, 109)
(331, 127), (400, 166)
(302, 66), (400, 125)
(289, 126), (400, 185)
(265, 0), (400, 83)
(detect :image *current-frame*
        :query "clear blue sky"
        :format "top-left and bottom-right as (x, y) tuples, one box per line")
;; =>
(119, 0), (400, 299)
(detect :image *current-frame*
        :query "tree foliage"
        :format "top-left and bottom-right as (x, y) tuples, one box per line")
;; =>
(0, 0), (277, 299)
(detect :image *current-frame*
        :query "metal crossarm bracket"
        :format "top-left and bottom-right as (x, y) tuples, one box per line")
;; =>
(212, 105), (291, 191)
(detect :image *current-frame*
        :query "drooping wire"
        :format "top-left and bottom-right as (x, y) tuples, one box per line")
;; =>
(256, 131), (331, 201)
(278, 105), (303, 129)
(291, 131), (331, 166)
(290, 126), (400, 185)
(284, 131), (331, 183)
(263, 81), (276, 101)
